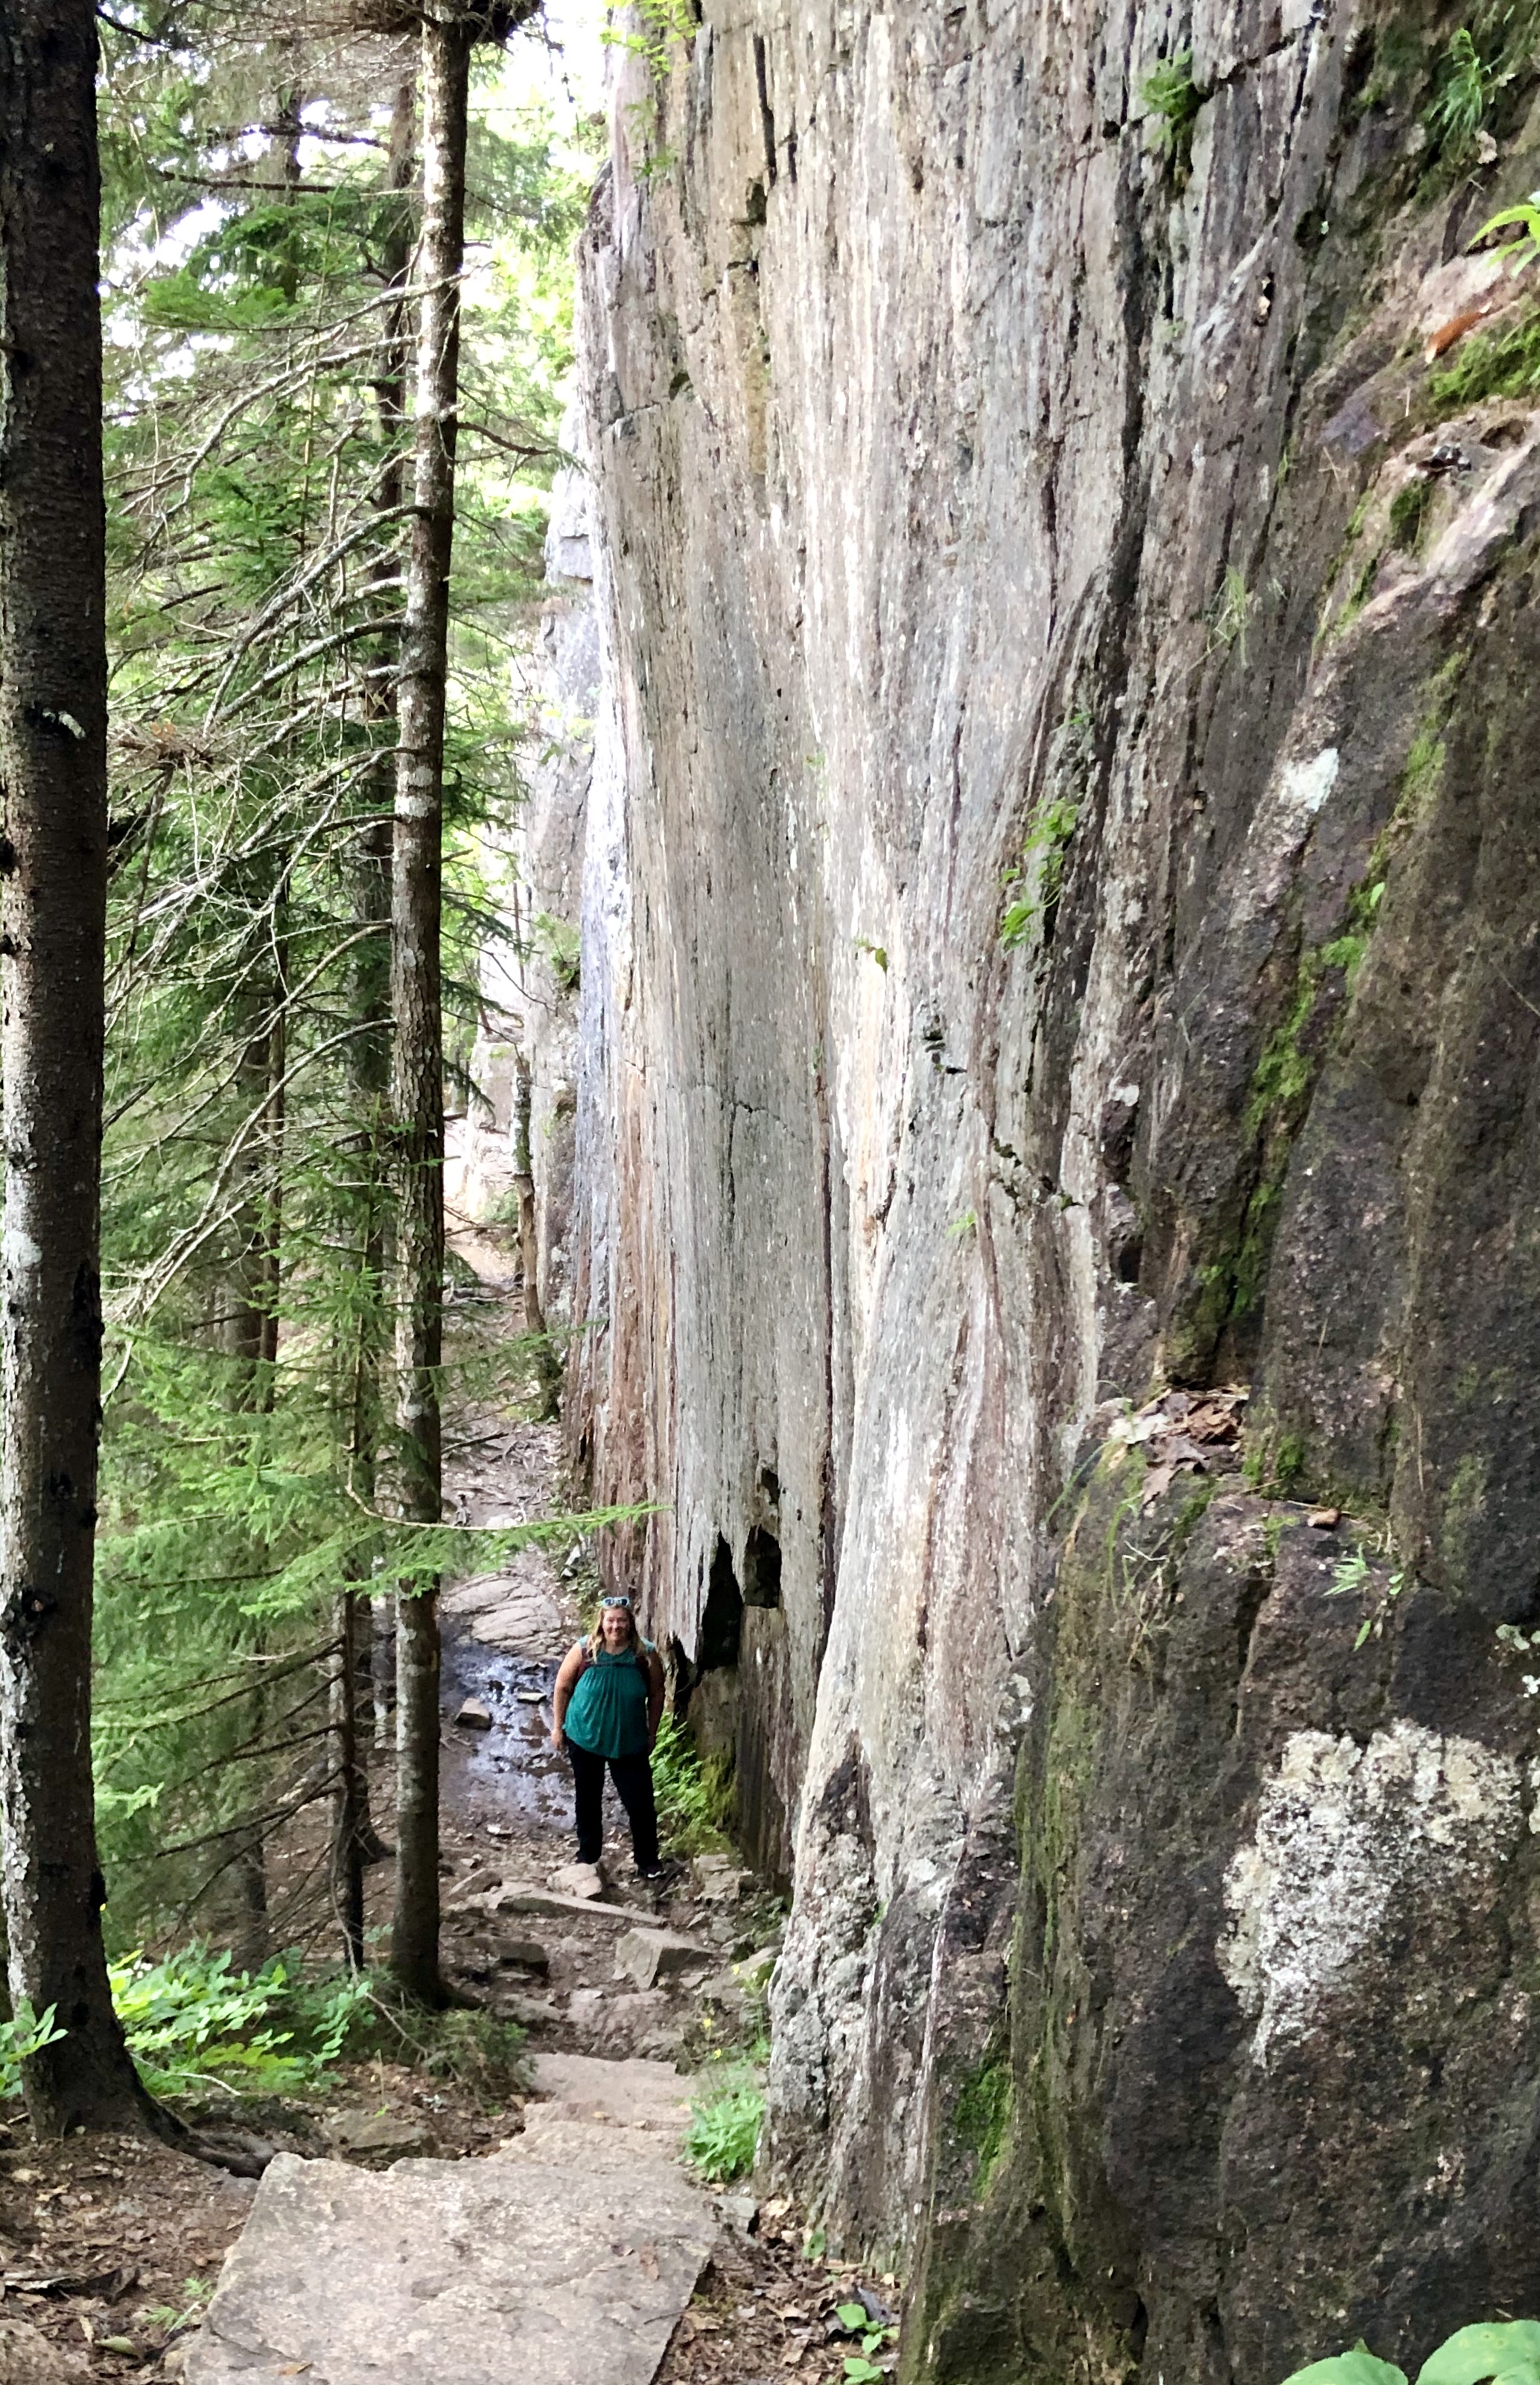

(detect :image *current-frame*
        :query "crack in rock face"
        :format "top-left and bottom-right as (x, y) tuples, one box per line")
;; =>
(1218, 1719), (1523, 2067)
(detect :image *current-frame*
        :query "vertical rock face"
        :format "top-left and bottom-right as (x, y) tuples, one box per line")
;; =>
(558, 1), (1540, 2375)
(513, 450), (597, 1317)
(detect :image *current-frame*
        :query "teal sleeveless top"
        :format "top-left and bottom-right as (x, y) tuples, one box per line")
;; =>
(564, 1645), (652, 1759)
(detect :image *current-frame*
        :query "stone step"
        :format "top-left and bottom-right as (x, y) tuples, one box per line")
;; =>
(184, 2141), (716, 2385)
(477, 1881), (667, 1926)
(524, 2048), (693, 2139)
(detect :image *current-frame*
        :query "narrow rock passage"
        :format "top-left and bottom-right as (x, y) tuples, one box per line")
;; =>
(185, 1272), (755, 2384)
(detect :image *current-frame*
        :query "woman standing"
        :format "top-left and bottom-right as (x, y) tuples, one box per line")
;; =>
(551, 1593), (666, 1880)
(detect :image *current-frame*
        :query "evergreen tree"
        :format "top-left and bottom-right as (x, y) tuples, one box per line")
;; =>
(0, 0), (156, 2136)
(87, 0), (592, 1986)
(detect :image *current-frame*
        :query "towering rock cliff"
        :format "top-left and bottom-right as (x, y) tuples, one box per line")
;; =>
(543, 4), (1540, 2378)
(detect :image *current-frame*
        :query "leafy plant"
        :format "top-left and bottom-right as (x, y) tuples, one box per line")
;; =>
(1428, 304), (1540, 405)
(1001, 794), (1082, 950)
(605, 0), (698, 80)
(836, 2301), (899, 2381)
(652, 1711), (735, 1856)
(0, 2001), (67, 2099)
(139, 2279), (214, 2339)
(1141, 51), (1203, 180)
(1323, 1542), (1407, 1647)
(532, 910), (582, 993)
(1281, 2320), (1540, 2385)
(1472, 196), (1540, 278)
(1326, 1548), (1370, 1600)
(1428, 27), (1497, 161)
(109, 1943), (371, 2101)
(682, 2066), (764, 2182)
(359, 1999), (528, 2101)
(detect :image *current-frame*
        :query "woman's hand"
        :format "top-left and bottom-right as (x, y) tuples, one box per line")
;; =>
(550, 1724), (564, 1752)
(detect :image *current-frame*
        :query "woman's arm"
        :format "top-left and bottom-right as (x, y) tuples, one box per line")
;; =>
(550, 1642), (587, 1749)
(644, 1647), (666, 1751)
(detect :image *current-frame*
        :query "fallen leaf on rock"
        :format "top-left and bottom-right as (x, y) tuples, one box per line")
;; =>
(1139, 1460), (1177, 1508)
(1307, 1509), (1341, 1529)
(1425, 300), (1497, 360)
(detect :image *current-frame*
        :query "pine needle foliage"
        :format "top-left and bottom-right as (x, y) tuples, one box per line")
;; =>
(86, 4), (604, 1959)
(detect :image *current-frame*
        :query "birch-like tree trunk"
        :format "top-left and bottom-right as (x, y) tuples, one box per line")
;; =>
(0, 0), (156, 2133)
(389, 9), (474, 2005)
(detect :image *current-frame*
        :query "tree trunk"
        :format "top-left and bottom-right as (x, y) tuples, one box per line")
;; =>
(329, 1592), (366, 1967)
(0, 0), (156, 2133)
(222, 899), (285, 1966)
(328, 70), (417, 1947)
(389, 12), (473, 2006)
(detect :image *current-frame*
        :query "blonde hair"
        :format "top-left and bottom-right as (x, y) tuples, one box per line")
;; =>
(588, 1597), (642, 1659)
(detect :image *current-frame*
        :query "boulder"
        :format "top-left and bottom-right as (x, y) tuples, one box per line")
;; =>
(550, 1861), (606, 1900)
(614, 1927), (703, 1992)
(495, 1936), (550, 1973)
(325, 2108), (433, 2166)
(691, 1854), (750, 1905)
(451, 1696), (492, 1730)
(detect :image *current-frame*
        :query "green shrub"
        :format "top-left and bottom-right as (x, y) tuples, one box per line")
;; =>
(652, 1711), (735, 1856)
(1426, 27), (1495, 163)
(0, 2001), (67, 2099)
(109, 1943), (372, 2101)
(683, 2067), (763, 2183)
(1000, 794), (1081, 950)
(1282, 2321), (1540, 2385)
(1142, 51), (1203, 180)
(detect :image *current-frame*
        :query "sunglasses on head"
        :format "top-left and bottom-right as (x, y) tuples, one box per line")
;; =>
(601, 1595), (633, 1611)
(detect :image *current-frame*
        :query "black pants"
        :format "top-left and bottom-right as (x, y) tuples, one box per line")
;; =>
(568, 1741), (659, 1872)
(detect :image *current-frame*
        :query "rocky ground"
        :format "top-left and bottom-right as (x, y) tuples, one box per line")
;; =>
(0, 1266), (896, 2382)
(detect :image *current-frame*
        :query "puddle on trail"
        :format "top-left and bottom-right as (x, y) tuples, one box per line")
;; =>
(440, 1621), (570, 1837)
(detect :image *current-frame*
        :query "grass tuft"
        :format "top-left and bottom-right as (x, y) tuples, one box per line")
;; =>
(683, 2066), (764, 2183)
(1429, 305), (1540, 408)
